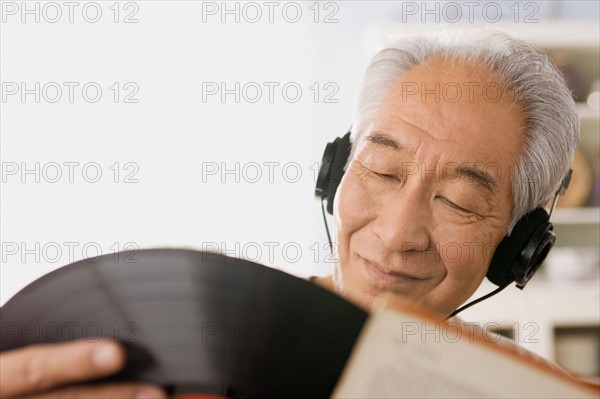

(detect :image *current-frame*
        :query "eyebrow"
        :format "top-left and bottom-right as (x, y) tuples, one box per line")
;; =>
(455, 165), (497, 194)
(364, 131), (497, 194)
(364, 131), (405, 151)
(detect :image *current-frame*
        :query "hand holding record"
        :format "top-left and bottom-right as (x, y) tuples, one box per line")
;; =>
(0, 339), (166, 398)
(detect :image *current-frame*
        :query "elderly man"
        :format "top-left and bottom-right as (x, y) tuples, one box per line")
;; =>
(312, 28), (577, 318)
(0, 28), (579, 398)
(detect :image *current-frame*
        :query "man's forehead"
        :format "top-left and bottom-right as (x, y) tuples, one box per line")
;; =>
(362, 131), (500, 196)
(365, 57), (524, 180)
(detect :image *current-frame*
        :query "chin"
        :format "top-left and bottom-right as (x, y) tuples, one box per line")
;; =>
(342, 280), (453, 318)
(343, 283), (393, 312)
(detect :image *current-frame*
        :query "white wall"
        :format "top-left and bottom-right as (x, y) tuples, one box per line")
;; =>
(2, 1), (598, 305)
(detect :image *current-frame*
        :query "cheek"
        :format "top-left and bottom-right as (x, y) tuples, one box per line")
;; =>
(431, 216), (501, 273)
(334, 169), (375, 240)
(444, 244), (489, 284)
(333, 170), (376, 285)
(428, 230), (496, 304)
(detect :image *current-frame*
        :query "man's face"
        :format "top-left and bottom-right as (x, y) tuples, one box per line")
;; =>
(333, 56), (523, 316)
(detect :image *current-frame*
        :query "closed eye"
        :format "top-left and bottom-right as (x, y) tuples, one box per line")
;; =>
(373, 171), (399, 181)
(439, 197), (473, 214)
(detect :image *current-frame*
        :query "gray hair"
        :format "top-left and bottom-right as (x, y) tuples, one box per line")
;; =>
(349, 28), (580, 233)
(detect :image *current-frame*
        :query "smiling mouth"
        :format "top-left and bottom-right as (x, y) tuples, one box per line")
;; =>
(362, 257), (425, 287)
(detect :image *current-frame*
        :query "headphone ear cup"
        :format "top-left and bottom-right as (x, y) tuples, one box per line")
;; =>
(315, 132), (352, 215)
(315, 141), (338, 199)
(487, 208), (555, 288)
(514, 223), (555, 288)
(326, 133), (351, 214)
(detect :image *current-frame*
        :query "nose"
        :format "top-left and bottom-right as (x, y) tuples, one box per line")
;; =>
(371, 180), (431, 254)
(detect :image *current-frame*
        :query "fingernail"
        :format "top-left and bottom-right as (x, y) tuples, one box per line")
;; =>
(92, 343), (120, 369)
(135, 387), (166, 399)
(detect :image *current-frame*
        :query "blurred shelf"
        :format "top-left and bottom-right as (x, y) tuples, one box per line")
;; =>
(532, 283), (600, 315)
(461, 278), (599, 363)
(464, 279), (600, 324)
(553, 207), (600, 225)
(578, 103), (600, 120)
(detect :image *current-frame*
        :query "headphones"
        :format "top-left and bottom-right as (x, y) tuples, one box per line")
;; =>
(315, 130), (572, 292)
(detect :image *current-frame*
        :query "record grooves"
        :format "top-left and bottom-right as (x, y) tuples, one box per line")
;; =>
(0, 249), (368, 398)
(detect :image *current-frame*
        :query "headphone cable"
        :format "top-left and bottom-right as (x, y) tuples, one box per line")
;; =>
(447, 280), (512, 319)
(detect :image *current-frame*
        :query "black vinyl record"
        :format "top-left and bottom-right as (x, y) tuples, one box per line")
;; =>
(0, 248), (368, 398)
